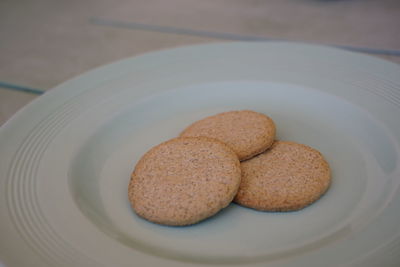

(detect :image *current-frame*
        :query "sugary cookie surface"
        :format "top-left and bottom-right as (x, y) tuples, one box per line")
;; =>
(235, 141), (331, 211)
(128, 137), (241, 226)
(180, 110), (276, 161)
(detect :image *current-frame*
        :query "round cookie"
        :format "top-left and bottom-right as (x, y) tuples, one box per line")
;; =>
(234, 141), (331, 211)
(128, 137), (241, 226)
(180, 110), (276, 161)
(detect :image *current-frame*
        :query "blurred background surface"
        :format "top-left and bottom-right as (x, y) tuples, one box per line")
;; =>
(1, 0), (400, 125)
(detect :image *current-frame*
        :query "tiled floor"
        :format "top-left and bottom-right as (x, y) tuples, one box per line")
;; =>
(1, 0), (400, 126)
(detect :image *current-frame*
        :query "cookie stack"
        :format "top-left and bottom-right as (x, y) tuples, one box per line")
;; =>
(128, 110), (331, 226)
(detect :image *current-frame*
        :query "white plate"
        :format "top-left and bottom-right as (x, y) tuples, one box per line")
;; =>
(1, 42), (400, 267)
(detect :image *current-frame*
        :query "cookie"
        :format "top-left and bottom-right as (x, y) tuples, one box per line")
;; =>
(234, 141), (331, 211)
(180, 110), (276, 161)
(128, 137), (242, 226)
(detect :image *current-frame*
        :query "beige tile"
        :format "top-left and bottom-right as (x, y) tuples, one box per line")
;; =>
(0, 0), (215, 90)
(100, 0), (400, 50)
(0, 24), (215, 90)
(0, 0), (398, 92)
(0, 89), (38, 126)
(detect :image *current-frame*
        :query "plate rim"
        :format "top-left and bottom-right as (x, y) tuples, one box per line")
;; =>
(1, 41), (400, 267)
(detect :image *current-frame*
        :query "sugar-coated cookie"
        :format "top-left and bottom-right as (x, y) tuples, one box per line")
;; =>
(234, 141), (331, 211)
(180, 110), (276, 161)
(128, 137), (241, 226)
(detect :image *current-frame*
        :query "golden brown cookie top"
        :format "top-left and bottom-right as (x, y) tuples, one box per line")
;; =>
(235, 141), (331, 211)
(180, 110), (276, 161)
(128, 137), (241, 226)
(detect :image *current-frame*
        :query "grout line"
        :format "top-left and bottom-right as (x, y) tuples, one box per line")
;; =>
(334, 45), (400, 57)
(90, 17), (400, 57)
(0, 81), (45, 95)
(90, 17), (278, 41)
